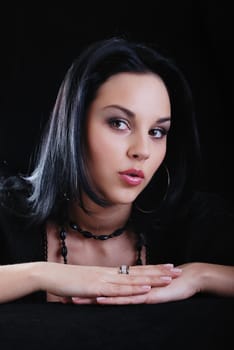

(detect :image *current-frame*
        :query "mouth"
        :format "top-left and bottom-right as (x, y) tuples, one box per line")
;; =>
(118, 169), (145, 186)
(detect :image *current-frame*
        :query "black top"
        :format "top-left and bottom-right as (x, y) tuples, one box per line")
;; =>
(0, 171), (234, 303)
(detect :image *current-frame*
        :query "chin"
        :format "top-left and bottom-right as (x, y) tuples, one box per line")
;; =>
(106, 192), (140, 206)
(98, 185), (144, 206)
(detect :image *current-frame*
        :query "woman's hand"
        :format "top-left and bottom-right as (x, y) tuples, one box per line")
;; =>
(60, 263), (181, 304)
(0, 261), (180, 303)
(94, 263), (234, 305)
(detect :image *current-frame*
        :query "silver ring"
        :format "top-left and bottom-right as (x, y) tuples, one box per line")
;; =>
(118, 265), (129, 274)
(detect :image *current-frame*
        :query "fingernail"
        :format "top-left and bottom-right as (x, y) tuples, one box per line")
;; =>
(96, 297), (107, 301)
(164, 264), (174, 268)
(141, 285), (151, 290)
(160, 276), (172, 281)
(72, 297), (79, 302)
(171, 268), (182, 273)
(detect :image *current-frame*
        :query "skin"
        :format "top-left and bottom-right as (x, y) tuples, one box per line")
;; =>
(94, 263), (234, 305)
(0, 72), (233, 304)
(85, 72), (171, 206)
(47, 72), (176, 302)
(0, 72), (180, 304)
(61, 72), (171, 267)
(61, 72), (233, 305)
(70, 72), (234, 305)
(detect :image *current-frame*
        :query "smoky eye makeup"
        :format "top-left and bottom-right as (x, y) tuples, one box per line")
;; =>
(102, 107), (132, 128)
(149, 127), (168, 139)
(107, 117), (130, 131)
(101, 106), (171, 135)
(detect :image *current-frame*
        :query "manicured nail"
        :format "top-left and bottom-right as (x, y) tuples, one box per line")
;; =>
(97, 297), (107, 301)
(164, 264), (174, 268)
(160, 276), (172, 281)
(141, 285), (151, 290)
(171, 268), (182, 273)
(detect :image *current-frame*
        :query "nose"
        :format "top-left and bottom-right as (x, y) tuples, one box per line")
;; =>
(127, 134), (150, 161)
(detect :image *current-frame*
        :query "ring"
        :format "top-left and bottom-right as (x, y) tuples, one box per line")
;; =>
(118, 265), (129, 274)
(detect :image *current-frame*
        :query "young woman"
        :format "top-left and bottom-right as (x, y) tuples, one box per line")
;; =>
(0, 37), (233, 304)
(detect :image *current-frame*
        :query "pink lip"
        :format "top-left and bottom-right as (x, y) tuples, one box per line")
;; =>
(119, 169), (145, 186)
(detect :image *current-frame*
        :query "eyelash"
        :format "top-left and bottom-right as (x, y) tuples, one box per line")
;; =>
(108, 118), (130, 130)
(108, 118), (168, 139)
(149, 128), (168, 139)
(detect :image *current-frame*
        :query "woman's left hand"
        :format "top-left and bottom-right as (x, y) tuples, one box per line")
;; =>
(64, 262), (197, 304)
(95, 262), (201, 305)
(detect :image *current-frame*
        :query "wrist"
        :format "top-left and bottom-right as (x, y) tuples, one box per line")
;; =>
(197, 263), (234, 296)
(193, 262), (211, 293)
(30, 261), (47, 292)
(192, 262), (225, 295)
(184, 262), (205, 294)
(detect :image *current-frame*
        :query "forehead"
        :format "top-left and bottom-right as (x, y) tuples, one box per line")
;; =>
(91, 72), (171, 116)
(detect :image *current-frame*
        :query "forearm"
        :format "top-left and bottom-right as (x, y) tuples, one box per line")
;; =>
(0, 262), (172, 304)
(198, 263), (234, 297)
(0, 262), (44, 303)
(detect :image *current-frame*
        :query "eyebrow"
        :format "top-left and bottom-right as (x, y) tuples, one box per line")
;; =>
(103, 104), (171, 124)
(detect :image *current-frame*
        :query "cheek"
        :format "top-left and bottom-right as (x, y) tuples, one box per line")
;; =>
(87, 134), (122, 163)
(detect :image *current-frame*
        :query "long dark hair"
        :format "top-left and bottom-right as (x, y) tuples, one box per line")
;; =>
(24, 36), (201, 225)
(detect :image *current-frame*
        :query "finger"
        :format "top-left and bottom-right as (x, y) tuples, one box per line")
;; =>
(96, 294), (148, 305)
(108, 274), (173, 287)
(72, 297), (97, 305)
(107, 264), (169, 276)
(128, 264), (182, 277)
(101, 284), (151, 297)
(59, 297), (73, 304)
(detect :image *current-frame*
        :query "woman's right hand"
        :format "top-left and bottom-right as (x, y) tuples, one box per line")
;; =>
(36, 262), (181, 301)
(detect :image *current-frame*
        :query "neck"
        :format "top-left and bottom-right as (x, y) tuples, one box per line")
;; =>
(68, 195), (132, 235)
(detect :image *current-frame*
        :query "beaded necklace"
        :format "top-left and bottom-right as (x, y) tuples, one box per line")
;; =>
(58, 222), (146, 265)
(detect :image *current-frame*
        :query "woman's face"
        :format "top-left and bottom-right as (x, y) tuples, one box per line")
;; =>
(85, 72), (171, 206)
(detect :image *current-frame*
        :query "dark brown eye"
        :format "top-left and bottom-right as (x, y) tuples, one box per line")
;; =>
(109, 119), (129, 130)
(149, 128), (167, 139)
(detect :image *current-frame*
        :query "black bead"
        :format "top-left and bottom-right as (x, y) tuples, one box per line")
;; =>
(98, 235), (109, 240)
(60, 230), (67, 240)
(70, 223), (79, 230)
(69, 222), (127, 240)
(113, 227), (125, 236)
(58, 224), (146, 266)
(61, 246), (67, 257)
(82, 231), (93, 238)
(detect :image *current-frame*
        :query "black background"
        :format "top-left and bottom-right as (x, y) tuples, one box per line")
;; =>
(0, 2), (233, 202)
